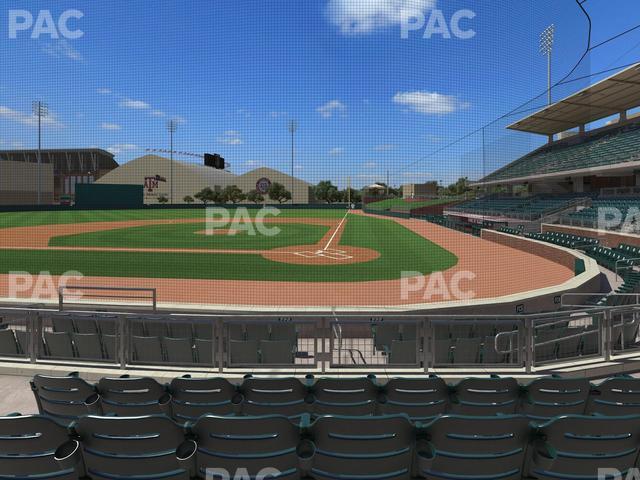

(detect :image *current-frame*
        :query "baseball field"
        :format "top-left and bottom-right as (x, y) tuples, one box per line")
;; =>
(0, 208), (457, 282)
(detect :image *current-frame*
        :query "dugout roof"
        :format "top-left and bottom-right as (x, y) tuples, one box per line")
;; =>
(508, 63), (640, 136)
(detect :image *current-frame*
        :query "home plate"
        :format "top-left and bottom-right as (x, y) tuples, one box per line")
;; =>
(294, 248), (353, 260)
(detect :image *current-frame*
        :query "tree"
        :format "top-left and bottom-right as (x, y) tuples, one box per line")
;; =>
(342, 187), (362, 204)
(194, 187), (215, 205)
(246, 189), (264, 204)
(314, 180), (339, 203)
(183, 195), (194, 204)
(268, 182), (292, 204)
(157, 194), (169, 204)
(222, 185), (246, 204)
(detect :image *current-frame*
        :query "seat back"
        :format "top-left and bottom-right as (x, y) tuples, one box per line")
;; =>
(44, 331), (75, 358)
(528, 415), (640, 479)
(260, 340), (294, 364)
(229, 339), (259, 365)
(242, 377), (309, 417)
(170, 377), (237, 421)
(0, 415), (78, 480)
(98, 376), (169, 416)
(195, 338), (214, 364)
(312, 378), (378, 416)
(310, 415), (414, 480)
(71, 333), (104, 360)
(587, 376), (640, 415)
(31, 374), (98, 420)
(389, 340), (417, 364)
(74, 415), (190, 480)
(419, 415), (530, 480)
(164, 337), (194, 364)
(451, 377), (519, 415)
(0, 328), (20, 356)
(374, 324), (400, 351)
(192, 415), (301, 478)
(132, 335), (164, 363)
(380, 377), (449, 420)
(521, 377), (589, 419)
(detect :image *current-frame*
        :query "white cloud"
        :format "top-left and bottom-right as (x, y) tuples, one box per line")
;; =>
(218, 130), (243, 145)
(329, 147), (344, 156)
(270, 111), (288, 119)
(0, 106), (64, 128)
(119, 98), (150, 110)
(374, 144), (396, 152)
(244, 160), (259, 167)
(402, 171), (432, 178)
(393, 91), (469, 115)
(317, 100), (346, 118)
(151, 110), (166, 117)
(101, 122), (121, 130)
(11, 141), (24, 148)
(363, 161), (378, 169)
(97, 88), (112, 95)
(327, 0), (436, 35)
(107, 144), (139, 155)
(423, 134), (442, 143)
(41, 39), (83, 61)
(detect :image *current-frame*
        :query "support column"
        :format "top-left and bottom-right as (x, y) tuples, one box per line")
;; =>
(573, 176), (584, 193)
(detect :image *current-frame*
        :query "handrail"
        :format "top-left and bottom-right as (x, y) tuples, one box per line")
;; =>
(58, 286), (157, 312)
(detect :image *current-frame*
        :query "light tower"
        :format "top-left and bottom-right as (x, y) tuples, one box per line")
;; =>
(167, 119), (179, 204)
(32, 101), (48, 205)
(540, 24), (555, 105)
(288, 120), (297, 204)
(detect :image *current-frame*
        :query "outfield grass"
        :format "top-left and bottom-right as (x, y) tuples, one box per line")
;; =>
(49, 222), (329, 250)
(366, 197), (460, 211)
(0, 212), (457, 282)
(0, 207), (346, 228)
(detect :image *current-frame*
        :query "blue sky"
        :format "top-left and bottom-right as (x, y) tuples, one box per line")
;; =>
(1, 0), (640, 187)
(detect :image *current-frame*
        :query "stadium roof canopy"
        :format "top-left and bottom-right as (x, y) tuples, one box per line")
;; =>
(508, 63), (640, 136)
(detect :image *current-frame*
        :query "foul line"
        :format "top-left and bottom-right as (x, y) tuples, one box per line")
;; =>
(323, 209), (350, 251)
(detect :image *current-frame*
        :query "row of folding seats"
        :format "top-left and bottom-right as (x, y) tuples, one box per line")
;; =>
(31, 373), (640, 423)
(5, 411), (640, 480)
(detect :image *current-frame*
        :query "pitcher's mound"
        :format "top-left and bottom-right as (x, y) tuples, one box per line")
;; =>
(262, 246), (380, 265)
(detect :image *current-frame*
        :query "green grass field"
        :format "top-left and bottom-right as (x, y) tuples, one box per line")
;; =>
(0, 209), (458, 282)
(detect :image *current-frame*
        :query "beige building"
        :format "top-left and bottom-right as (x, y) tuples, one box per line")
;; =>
(97, 155), (312, 204)
(0, 160), (54, 205)
(236, 167), (311, 204)
(403, 181), (438, 199)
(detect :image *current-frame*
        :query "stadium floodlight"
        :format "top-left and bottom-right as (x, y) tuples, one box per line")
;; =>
(288, 120), (298, 204)
(32, 101), (48, 205)
(540, 24), (555, 105)
(167, 120), (179, 204)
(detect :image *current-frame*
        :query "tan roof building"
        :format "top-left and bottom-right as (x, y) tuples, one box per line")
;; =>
(236, 167), (312, 204)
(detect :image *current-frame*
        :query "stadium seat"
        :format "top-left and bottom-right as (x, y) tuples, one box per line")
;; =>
(587, 376), (640, 415)
(389, 340), (416, 364)
(144, 321), (168, 338)
(170, 376), (238, 421)
(379, 376), (449, 420)
(245, 324), (270, 341)
(163, 336), (195, 363)
(308, 415), (414, 480)
(72, 415), (194, 480)
(194, 338), (214, 364)
(521, 377), (590, 419)
(229, 339), (259, 364)
(260, 339), (295, 364)
(97, 319), (116, 336)
(482, 336), (506, 363)
(373, 323), (401, 352)
(73, 317), (99, 334)
(451, 377), (519, 415)
(44, 331), (75, 358)
(194, 322), (213, 340)
(191, 415), (301, 479)
(101, 334), (117, 360)
(0, 328), (20, 356)
(311, 377), (378, 416)
(434, 339), (453, 364)
(168, 321), (193, 341)
(97, 376), (171, 416)
(418, 415), (530, 480)
(0, 414), (80, 480)
(270, 323), (297, 343)
(453, 337), (482, 364)
(241, 377), (311, 418)
(527, 415), (640, 479)
(132, 335), (164, 363)
(14, 329), (30, 355)
(51, 315), (75, 334)
(31, 373), (100, 420)
(71, 332), (104, 360)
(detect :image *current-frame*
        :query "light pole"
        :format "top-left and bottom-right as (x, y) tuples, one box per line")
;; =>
(540, 24), (555, 106)
(288, 120), (297, 204)
(32, 101), (48, 205)
(167, 120), (178, 204)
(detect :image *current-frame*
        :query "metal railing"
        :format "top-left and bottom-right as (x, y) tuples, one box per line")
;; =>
(59, 286), (157, 311)
(0, 305), (638, 374)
